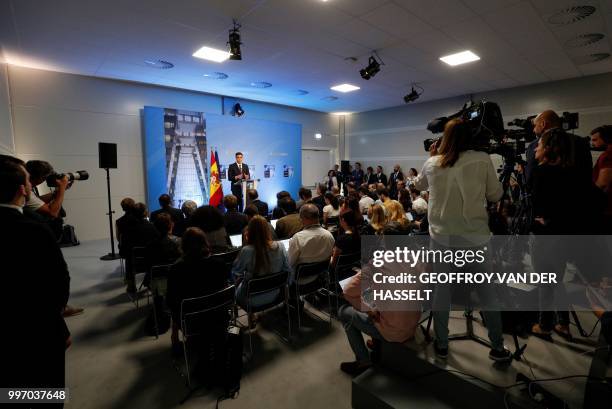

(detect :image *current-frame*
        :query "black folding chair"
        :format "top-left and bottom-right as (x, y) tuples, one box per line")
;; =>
(241, 271), (291, 354)
(178, 285), (236, 389)
(211, 248), (241, 280)
(292, 261), (332, 329)
(330, 252), (361, 314)
(129, 246), (148, 307)
(149, 264), (172, 339)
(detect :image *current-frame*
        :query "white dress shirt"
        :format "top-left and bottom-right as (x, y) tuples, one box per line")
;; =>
(414, 150), (502, 244)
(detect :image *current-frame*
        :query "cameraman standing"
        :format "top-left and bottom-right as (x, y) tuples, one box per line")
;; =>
(24, 160), (70, 235)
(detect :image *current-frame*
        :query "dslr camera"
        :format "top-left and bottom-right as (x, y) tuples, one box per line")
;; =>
(46, 170), (89, 187)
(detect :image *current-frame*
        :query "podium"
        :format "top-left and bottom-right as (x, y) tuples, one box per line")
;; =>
(236, 179), (259, 210)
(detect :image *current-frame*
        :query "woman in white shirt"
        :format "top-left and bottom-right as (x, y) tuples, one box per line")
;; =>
(323, 170), (338, 192)
(322, 192), (340, 224)
(414, 118), (510, 362)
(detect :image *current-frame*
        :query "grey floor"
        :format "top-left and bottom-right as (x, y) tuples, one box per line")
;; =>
(62, 240), (604, 409)
(62, 240), (354, 409)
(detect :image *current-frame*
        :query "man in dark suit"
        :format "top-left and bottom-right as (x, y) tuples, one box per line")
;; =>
(150, 193), (183, 234)
(227, 152), (250, 212)
(0, 157), (71, 403)
(247, 188), (268, 217)
(375, 165), (388, 186)
(364, 166), (377, 185)
(388, 164), (404, 199)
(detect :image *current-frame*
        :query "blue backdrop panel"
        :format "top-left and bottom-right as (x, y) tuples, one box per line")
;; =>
(207, 114), (302, 208)
(143, 106), (166, 209)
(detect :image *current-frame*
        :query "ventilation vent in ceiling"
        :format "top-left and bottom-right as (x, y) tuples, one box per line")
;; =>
(144, 59), (174, 69)
(296, 89), (309, 95)
(250, 81), (272, 88)
(322, 96), (339, 101)
(203, 72), (229, 79)
(547, 6), (596, 26)
(565, 33), (605, 48)
(573, 53), (610, 64)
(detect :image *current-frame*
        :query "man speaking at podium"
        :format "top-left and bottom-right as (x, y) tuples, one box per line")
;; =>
(228, 152), (250, 211)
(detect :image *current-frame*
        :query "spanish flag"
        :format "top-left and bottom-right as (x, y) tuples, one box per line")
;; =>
(209, 149), (223, 207)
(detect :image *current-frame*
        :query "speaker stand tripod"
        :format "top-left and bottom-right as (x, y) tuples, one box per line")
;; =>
(100, 167), (120, 260)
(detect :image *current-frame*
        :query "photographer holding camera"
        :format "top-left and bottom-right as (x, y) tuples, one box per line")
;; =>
(415, 118), (511, 361)
(24, 160), (70, 235)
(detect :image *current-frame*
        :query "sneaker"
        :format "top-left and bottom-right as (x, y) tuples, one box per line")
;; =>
(340, 361), (372, 377)
(63, 305), (84, 317)
(433, 341), (448, 359)
(489, 348), (512, 362)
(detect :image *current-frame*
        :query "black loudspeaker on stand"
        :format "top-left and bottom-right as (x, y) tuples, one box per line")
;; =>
(99, 142), (121, 261)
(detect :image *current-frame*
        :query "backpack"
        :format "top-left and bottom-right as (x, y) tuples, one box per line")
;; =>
(59, 224), (80, 247)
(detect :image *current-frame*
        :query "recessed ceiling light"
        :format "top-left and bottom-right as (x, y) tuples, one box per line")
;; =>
(330, 83), (360, 93)
(192, 46), (230, 63)
(315, 133), (322, 139)
(203, 72), (229, 79)
(250, 81), (272, 88)
(440, 50), (480, 66)
(144, 59), (174, 69)
(331, 112), (352, 116)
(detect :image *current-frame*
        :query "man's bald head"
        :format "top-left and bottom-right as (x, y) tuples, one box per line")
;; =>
(534, 110), (561, 136)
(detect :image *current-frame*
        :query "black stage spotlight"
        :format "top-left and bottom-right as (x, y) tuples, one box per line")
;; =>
(403, 85), (423, 103)
(233, 103), (245, 117)
(228, 20), (242, 60)
(360, 56), (381, 80)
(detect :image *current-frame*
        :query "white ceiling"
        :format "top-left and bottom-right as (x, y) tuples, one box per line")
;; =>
(1, 0), (612, 113)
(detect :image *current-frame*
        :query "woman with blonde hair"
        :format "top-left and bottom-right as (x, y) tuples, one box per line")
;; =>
(365, 204), (386, 235)
(383, 200), (410, 231)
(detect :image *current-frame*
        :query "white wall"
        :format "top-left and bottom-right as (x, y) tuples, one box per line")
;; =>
(0, 63), (14, 154)
(346, 72), (612, 174)
(7, 65), (338, 240)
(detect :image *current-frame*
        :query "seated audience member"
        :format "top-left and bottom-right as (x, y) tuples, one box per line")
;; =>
(244, 205), (277, 240)
(272, 191), (291, 219)
(591, 125), (612, 232)
(223, 194), (249, 235)
(247, 188), (269, 217)
(364, 204), (386, 235)
(397, 188), (412, 214)
(1, 158), (71, 392)
(120, 202), (160, 293)
(146, 213), (181, 271)
(323, 192), (341, 224)
(339, 261), (420, 376)
(174, 200), (197, 237)
(311, 183), (327, 214)
(331, 185), (341, 197)
(384, 200), (412, 233)
(232, 216), (291, 320)
(342, 193), (366, 230)
(358, 186), (374, 215)
(288, 204), (335, 272)
(150, 193), (183, 234)
(297, 187), (313, 210)
(166, 227), (228, 350)
(346, 182), (357, 195)
(275, 197), (303, 239)
(331, 209), (362, 269)
(375, 187), (390, 207)
(410, 186), (428, 216)
(116, 197), (136, 243)
(368, 184), (379, 200)
(189, 205), (231, 253)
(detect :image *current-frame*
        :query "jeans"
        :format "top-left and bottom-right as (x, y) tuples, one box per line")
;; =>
(430, 238), (504, 351)
(338, 304), (382, 362)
